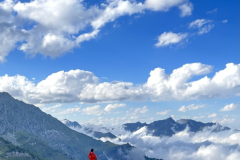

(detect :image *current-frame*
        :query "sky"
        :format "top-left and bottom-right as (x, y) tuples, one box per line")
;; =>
(0, 0), (239, 129)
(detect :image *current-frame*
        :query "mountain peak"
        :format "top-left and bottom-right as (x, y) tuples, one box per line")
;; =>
(0, 92), (13, 98)
(61, 119), (82, 128)
(166, 117), (175, 122)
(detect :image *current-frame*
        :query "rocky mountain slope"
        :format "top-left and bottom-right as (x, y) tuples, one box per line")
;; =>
(0, 137), (44, 160)
(0, 92), (132, 160)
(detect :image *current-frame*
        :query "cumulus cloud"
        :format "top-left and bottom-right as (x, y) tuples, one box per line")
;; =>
(208, 113), (217, 118)
(220, 103), (239, 111)
(0, 0), (193, 62)
(155, 32), (188, 47)
(218, 118), (236, 126)
(82, 105), (103, 115)
(178, 2), (193, 17)
(57, 107), (81, 115)
(189, 19), (214, 35)
(157, 110), (171, 115)
(127, 106), (148, 118)
(104, 103), (126, 112)
(0, 23), (28, 62)
(41, 104), (62, 113)
(145, 0), (188, 11)
(178, 104), (205, 112)
(78, 81), (147, 103)
(0, 63), (239, 104)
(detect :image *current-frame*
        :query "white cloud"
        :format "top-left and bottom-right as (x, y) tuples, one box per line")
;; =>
(77, 124), (240, 160)
(145, 63), (239, 101)
(198, 24), (214, 35)
(0, 0), (194, 62)
(189, 19), (212, 28)
(178, 104), (205, 112)
(193, 115), (204, 119)
(155, 32), (188, 47)
(208, 113), (217, 118)
(41, 104), (62, 113)
(78, 81), (147, 103)
(178, 2), (193, 17)
(222, 20), (228, 23)
(145, 0), (187, 11)
(0, 23), (28, 62)
(127, 106), (148, 116)
(206, 8), (217, 14)
(82, 105), (103, 115)
(189, 19), (214, 35)
(0, 63), (239, 104)
(104, 103), (126, 112)
(91, 0), (145, 30)
(157, 110), (171, 115)
(220, 103), (239, 111)
(218, 118), (236, 126)
(57, 107), (81, 115)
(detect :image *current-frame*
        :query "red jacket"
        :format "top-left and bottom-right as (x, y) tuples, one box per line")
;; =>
(88, 152), (97, 160)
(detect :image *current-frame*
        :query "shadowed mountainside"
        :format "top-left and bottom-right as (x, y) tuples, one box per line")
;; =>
(0, 92), (132, 160)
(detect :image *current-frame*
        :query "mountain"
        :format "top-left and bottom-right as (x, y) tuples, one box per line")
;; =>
(144, 156), (163, 160)
(61, 119), (82, 128)
(123, 117), (230, 137)
(0, 137), (44, 160)
(61, 119), (117, 139)
(0, 92), (132, 160)
(93, 132), (117, 139)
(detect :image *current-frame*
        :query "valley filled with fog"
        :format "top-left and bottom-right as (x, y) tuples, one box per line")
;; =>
(64, 119), (240, 160)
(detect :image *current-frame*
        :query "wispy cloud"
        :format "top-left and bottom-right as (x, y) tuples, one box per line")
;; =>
(178, 104), (205, 112)
(157, 110), (171, 115)
(206, 8), (218, 14)
(189, 19), (214, 34)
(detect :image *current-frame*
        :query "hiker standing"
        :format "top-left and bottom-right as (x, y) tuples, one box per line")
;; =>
(88, 148), (97, 160)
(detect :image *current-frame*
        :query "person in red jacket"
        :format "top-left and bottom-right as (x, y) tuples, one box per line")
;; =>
(88, 148), (97, 160)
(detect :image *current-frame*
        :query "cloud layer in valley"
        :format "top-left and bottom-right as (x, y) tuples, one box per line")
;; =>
(70, 123), (240, 160)
(0, 63), (239, 104)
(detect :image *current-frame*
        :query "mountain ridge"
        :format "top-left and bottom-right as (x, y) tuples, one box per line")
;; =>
(123, 117), (230, 137)
(0, 92), (132, 160)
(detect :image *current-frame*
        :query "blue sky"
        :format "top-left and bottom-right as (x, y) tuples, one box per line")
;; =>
(0, 0), (239, 128)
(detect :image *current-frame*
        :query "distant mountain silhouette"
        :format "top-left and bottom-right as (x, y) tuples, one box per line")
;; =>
(123, 117), (230, 137)
(61, 119), (117, 139)
(62, 119), (82, 128)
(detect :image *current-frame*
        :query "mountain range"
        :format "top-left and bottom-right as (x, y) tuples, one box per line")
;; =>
(123, 117), (230, 137)
(62, 117), (230, 140)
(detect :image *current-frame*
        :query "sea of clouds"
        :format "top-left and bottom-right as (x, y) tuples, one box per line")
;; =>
(71, 124), (240, 160)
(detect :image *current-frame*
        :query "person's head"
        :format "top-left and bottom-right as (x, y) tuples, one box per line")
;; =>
(91, 148), (94, 152)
